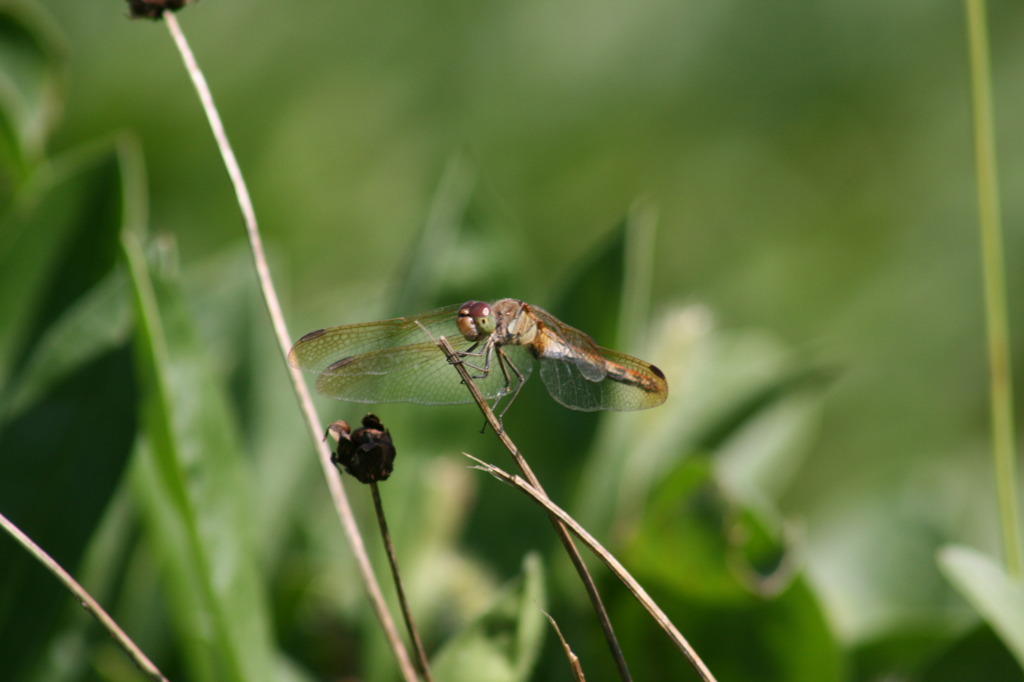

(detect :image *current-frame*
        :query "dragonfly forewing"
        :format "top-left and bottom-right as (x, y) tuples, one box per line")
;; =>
(312, 337), (535, 406)
(288, 304), (463, 375)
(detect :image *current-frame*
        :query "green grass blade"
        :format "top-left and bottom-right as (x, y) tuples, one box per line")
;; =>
(963, 0), (1022, 578)
(122, 232), (277, 682)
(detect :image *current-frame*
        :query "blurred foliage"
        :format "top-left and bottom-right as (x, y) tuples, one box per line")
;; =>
(1, 1), (1023, 681)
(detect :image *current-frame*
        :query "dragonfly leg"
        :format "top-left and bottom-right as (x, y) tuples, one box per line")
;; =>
(456, 341), (496, 379)
(490, 348), (526, 420)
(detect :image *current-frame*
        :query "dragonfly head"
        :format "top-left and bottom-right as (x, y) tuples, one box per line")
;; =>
(456, 300), (496, 341)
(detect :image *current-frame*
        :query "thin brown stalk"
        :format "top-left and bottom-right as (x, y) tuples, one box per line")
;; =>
(161, 13), (417, 681)
(543, 610), (586, 682)
(370, 483), (434, 682)
(0, 511), (169, 682)
(466, 455), (717, 682)
(430, 334), (633, 681)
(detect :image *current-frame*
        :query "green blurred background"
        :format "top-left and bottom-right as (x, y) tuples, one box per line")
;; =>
(2, 0), (1023, 680)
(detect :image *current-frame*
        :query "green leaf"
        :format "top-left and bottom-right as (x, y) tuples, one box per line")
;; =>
(616, 457), (841, 680)
(431, 553), (547, 682)
(625, 458), (794, 604)
(916, 622), (1024, 681)
(576, 306), (831, 541)
(939, 545), (1024, 672)
(0, 344), (139, 682)
(551, 200), (657, 353)
(550, 218), (628, 348)
(0, 140), (139, 681)
(4, 268), (132, 417)
(0, 4), (66, 185)
(0, 140), (131, 404)
(851, 624), (979, 680)
(626, 459), (745, 602)
(183, 246), (311, 563)
(646, 574), (842, 682)
(122, 232), (277, 682)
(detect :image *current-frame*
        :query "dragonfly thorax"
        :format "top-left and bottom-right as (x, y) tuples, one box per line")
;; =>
(490, 299), (539, 347)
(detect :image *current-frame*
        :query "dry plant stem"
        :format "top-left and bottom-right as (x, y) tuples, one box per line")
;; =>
(467, 456), (717, 682)
(161, 13), (418, 681)
(0, 511), (169, 682)
(433, 336), (633, 682)
(370, 483), (434, 682)
(543, 611), (587, 682)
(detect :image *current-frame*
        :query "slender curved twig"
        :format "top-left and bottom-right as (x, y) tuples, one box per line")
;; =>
(162, 13), (417, 681)
(465, 456), (716, 682)
(369, 483), (434, 682)
(428, 333), (633, 681)
(0, 511), (169, 682)
(542, 610), (586, 682)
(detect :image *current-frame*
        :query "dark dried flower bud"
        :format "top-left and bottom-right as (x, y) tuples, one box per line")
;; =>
(127, 0), (191, 20)
(325, 414), (396, 484)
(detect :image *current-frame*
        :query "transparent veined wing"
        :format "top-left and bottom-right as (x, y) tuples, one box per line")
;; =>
(312, 340), (534, 406)
(287, 304), (463, 375)
(523, 304), (609, 382)
(288, 304), (536, 405)
(538, 346), (667, 411)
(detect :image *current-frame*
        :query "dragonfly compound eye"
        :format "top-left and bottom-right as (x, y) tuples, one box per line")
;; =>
(457, 301), (495, 340)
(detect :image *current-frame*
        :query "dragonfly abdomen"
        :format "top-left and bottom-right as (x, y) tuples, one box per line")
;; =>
(605, 361), (666, 393)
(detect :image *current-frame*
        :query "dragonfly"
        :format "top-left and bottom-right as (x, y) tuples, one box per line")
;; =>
(288, 298), (668, 413)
